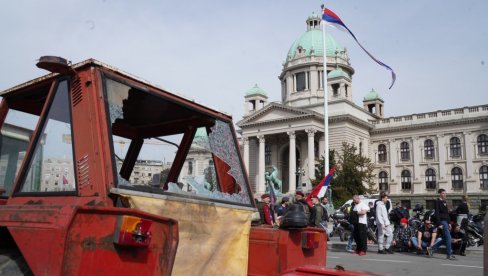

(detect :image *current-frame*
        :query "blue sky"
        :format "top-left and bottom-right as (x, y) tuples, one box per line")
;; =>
(1, 1), (487, 123)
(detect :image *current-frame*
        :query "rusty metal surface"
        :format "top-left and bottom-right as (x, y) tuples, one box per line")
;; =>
(248, 226), (328, 276)
(1, 205), (178, 275)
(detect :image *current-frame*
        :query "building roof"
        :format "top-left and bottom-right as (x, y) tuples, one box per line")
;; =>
(328, 67), (351, 80)
(363, 88), (383, 101)
(245, 84), (267, 97)
(287, 29), (343, 60)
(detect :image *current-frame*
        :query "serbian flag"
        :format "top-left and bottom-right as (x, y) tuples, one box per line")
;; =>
(306, 165), (337, 207)
(322, 6), (396, 89)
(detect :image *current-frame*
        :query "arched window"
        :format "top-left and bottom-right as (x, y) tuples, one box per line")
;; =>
(478, 134), (488, 155)
(424, 139), (435, 159)
(480, 165), (488, 189)
(450, 137), (461, 157)
(425, 168), (436, 190)
(188, 160), (193, 175)
(401, 170), (411, 190)
(379, 171), (388, 192)
(400, 142), (410, 161)
(265, 144), (271, 164)
(451, 167), (463, 190)
(378, 144), (387, 162)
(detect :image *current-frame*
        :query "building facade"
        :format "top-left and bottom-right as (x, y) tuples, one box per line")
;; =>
(237, 13), (488, 211)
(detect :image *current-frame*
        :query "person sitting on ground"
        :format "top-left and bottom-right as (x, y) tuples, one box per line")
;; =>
(411, 217), (442, 257)
(392, 218), (415, 252)
(450, 223), (467, 256)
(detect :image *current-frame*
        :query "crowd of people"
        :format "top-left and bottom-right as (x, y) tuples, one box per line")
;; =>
(342, 189), (468, 259)
(258, 188), (471, 260)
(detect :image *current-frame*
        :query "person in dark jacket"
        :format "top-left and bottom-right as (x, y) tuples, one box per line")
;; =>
(295, 191), (311, 220)
(450, 223), (467, 256)
(435, 188), (455, 260)
(455, 195), (469, 225)
(392, 218), (415, 252)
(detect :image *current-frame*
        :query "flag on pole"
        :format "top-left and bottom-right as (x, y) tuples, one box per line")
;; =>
(306, 165), (337, 207)
(322, 7), (396, 89)
(62, 175), (69, 185)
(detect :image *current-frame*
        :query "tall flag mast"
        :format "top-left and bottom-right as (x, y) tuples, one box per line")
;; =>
(320, 5), (397, 175)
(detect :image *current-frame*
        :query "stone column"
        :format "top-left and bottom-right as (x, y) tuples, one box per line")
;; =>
(437, 134), (446, 181)
(257, 135), (265, 194)
(388, 139), (400, 183)
(243, 137), (249, 174)
(412, 137), (421, 180)
(288, 131), (296, 194)
(464, 132), (474, 193)
(306, 129), (317, 181)
(339, 83), (345, 97)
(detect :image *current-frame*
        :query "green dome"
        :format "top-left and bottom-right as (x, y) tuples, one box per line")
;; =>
(245, 84), (267, 97)
(328, 67), (350, 80)
(287, 29), (343, 60)
(363, 89), (383, 101)
(194, 127), (208, 138)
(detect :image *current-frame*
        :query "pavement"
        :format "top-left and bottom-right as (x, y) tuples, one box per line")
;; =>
(327, 239), (483, 256)
(326, 236), (484, 276)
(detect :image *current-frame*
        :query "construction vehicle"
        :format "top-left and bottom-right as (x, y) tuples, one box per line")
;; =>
(0, 57), (370, 275)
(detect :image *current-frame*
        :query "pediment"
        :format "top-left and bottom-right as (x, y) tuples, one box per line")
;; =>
(238, 103), (315, 126)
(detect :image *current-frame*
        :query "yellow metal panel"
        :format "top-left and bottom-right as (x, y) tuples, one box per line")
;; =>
(121, 194), (253, 276)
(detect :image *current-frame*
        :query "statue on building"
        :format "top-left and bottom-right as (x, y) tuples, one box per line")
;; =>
(265, 166), (283, 196)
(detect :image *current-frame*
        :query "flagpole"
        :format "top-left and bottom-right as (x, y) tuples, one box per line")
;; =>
(321, 7), (329, 175)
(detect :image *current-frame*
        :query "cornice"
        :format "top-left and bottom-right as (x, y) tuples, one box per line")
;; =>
(370, 116), (488, 135)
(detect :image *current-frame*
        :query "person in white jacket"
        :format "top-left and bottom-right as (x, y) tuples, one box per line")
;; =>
(376, 193), (394, 254)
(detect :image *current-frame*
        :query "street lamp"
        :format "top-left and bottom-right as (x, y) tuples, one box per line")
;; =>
(295, 167), (305, 191)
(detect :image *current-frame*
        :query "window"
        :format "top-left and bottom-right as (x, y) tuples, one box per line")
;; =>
(480, 165), (488, 189)
(451, 167), (463, 190)
(188, 160), (193, 175)
(378, 144), (387, 162)
(18, 80), (76, 193)
(478, 134), (488, 154)
(359, 142), (363, 156)
(425, 168), (436, 190)
(332, 83), (339, 96)
(450, 137), (461, 157)
(104, 78), (252, 206)
(400, 142), (410, 161)
(401, 200), (411, 210)
(424, 139), (435, 159)
(265, 144), (271, 164)
(401, 170), (411, 190)
(480, 200), (488, 213)
(296, 72), (306, 92)
(379, 171), (388, 192)
(426, 200), (436, 210)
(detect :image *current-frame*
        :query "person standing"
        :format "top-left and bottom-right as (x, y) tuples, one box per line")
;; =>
(345, 200), (356, 253)
(295, 191), (311, 221)
(435, 188), (455, 260)
(261, 194), (276, 226)
(376, 193), (394, 254)
(352, 195), (370, 256)
(276, 196), (290, 218)
(455, 195), (469, 225)
(310, 195), (325, 228)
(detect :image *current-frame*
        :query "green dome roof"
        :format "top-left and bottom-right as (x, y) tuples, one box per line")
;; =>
(328, 67), (350, 80)
(287, 29), (343, 60)
(363, 89), (383, 101)
(245, 84), (267, 97)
